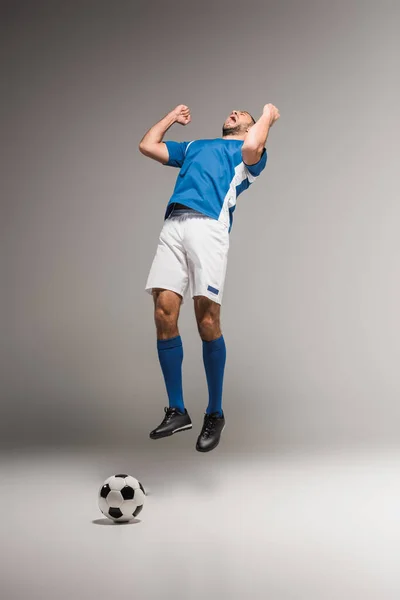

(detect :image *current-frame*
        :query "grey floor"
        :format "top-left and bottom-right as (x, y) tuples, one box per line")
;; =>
(2, 440), (400, 600)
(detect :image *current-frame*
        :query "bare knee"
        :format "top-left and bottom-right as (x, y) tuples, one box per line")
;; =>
(155, 304), (177, 333)
(197, 316), (221, 341)
(152, 289), (181, 339)
(194, 296), (222, 341)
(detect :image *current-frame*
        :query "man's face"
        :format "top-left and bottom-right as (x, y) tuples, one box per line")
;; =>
(222, 110), (254, 137)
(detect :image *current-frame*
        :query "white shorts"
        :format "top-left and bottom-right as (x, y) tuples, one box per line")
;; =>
(145, 210), (230, 305)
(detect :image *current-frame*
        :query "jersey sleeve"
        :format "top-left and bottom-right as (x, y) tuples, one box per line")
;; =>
(163, 141), (191, 168)
(243, 147), (268, 181)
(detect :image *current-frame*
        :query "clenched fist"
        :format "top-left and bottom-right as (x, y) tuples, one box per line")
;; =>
(173, 104), (191, 125)
(263, 103), (280, 126)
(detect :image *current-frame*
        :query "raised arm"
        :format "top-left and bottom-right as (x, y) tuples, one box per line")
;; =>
(242, 103), (280, 165)
(139, 105), (191, 164)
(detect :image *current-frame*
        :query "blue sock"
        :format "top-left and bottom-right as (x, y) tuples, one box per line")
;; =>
(157, 336), (185, 413)
(202, 335), (226, 417)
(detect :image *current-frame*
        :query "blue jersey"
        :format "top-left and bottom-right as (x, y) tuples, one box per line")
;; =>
(163, 138), (267, 233)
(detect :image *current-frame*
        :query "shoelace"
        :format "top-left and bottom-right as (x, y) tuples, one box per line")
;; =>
(202, 415), (218, 437)
(162, 407), (179, 423)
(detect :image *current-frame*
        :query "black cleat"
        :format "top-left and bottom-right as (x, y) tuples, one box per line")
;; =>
(149, 407), (192, 440)
(196, 411), (225, 453)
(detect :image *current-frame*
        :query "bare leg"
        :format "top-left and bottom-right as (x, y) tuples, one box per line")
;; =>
(193, 295), (222, 341)
(152, 288), (182, 339)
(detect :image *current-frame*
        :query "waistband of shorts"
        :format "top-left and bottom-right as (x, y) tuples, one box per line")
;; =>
(168, 205), (208, 219)
(168, 211), (209, 220)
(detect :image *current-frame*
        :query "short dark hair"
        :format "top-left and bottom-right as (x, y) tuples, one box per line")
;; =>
(243, 111), (256, 125)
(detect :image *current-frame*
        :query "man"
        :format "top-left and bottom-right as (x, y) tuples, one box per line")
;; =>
(139, 103), (280, 452)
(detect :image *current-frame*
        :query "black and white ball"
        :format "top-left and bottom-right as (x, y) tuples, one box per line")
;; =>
(98, 474), (146, 522)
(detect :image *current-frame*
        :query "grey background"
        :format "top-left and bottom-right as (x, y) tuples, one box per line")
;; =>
(2, 0), (400, 451)
(2, 3), (400, 599)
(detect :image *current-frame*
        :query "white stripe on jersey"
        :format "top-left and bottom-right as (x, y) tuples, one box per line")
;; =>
(219, 161), (260, 228)
(184, 141), (194, 155)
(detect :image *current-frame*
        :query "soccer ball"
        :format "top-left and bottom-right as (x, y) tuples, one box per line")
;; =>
(98, 474), (146, 522)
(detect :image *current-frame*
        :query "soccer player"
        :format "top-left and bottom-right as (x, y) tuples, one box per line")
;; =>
(139, 103), (280, 452)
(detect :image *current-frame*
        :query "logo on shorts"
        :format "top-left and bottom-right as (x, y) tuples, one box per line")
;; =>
(207, 285), (219, 295)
